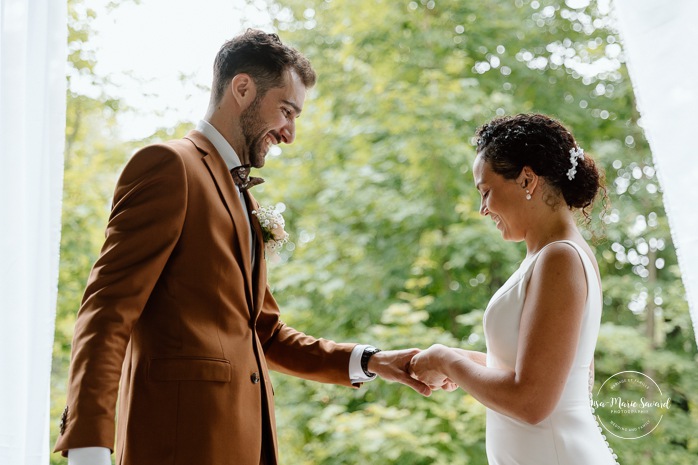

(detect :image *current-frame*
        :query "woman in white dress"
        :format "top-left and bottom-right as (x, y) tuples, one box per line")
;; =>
(410, 114), (618, 464)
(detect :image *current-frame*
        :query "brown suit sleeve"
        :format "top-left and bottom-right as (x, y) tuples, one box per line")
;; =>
(257, 284), (358, 388)
(54, 146), (187, 453)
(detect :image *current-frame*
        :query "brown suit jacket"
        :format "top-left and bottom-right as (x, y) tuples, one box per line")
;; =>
(54, 130), (356, 465)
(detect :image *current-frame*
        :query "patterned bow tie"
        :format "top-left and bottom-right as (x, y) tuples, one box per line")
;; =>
(230, 165), (265, 190)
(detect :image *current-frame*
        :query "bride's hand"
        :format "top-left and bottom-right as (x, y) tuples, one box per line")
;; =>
(409, 344), (459, 392)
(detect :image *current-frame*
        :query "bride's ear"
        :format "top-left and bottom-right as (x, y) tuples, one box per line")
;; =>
(518, 166), (539, 195)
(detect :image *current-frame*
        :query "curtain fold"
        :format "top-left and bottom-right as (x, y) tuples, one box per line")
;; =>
(0, 0), (66, 464)
(614, 0), (698, 344)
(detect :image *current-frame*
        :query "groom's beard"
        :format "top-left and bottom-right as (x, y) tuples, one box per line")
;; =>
(240, 96), (268, 168)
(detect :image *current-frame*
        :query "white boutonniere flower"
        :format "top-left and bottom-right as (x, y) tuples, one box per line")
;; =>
(252, 204), (289, 257)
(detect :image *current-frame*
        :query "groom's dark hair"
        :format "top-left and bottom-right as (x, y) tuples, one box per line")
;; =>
(211, 29), (316, 104)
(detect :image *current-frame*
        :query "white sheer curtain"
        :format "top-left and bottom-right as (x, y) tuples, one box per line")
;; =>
(614, 0), (698, 344)
(0, 0), (66, 464)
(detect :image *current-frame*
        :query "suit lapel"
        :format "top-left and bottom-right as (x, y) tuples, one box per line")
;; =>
(244, 191), (268, 316)
(185, 131), (256, 311)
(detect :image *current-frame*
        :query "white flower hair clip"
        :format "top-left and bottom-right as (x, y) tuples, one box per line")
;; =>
(566, 146), (585, 181)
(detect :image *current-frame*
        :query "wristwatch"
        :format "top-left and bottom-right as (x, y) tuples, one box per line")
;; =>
(360, 346), (382, 377)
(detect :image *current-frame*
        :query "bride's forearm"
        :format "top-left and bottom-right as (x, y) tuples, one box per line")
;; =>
(440, 352), (516, 412)
(451, 348), (487, 366)
(437, 348), (548, 424)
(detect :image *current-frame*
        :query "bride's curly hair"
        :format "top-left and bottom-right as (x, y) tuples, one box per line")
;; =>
(475, 113), (606, 222)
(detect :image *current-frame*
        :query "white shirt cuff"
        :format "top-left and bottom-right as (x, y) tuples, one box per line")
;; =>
(349, 344), (377, 384)
(68, 447), (111, 465)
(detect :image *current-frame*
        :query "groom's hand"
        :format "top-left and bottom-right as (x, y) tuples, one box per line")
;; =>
(368, 348), (432, 397)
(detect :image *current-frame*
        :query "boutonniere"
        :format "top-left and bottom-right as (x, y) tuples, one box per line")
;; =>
(251, 205), (289, 257)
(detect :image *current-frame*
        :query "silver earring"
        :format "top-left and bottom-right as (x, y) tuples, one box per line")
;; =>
(525, 189), (531, 200)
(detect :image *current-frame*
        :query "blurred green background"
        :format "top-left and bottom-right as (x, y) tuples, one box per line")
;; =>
(52, 0), (697, 463)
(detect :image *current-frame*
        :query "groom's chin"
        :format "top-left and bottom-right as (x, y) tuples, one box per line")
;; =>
(251, 153), (266, 169)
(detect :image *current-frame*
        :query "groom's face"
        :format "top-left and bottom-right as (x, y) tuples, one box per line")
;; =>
(240, 69), (306, 168)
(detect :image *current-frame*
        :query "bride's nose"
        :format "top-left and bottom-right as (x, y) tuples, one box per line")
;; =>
(479, 200), (489, 216)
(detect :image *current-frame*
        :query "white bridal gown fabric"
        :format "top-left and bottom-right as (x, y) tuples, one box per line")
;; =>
(483, 240), (618, 465)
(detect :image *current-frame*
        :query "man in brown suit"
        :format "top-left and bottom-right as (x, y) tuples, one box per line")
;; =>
(54, 30), (431, 465)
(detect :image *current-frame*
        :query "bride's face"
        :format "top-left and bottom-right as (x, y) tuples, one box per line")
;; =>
(473, 154), (528, 242)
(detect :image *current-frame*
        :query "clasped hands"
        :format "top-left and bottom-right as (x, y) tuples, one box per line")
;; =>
(370, 344), (458, 397)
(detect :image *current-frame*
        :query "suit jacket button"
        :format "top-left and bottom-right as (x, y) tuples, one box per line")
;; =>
(251, 372), (260, 384)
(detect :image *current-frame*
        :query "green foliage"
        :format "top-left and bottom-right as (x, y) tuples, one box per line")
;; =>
(52, 0), (697, 464)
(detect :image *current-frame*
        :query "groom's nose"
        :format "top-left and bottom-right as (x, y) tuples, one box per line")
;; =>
(279, 120), (295, 144)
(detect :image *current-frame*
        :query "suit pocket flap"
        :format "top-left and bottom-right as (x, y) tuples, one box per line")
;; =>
(149, 357), (231, 382)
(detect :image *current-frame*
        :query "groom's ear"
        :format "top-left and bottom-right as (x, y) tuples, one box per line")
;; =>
(230, 73), (258, 109)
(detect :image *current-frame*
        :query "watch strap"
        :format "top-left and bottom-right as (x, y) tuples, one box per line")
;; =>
(360, 346), (381, 377)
